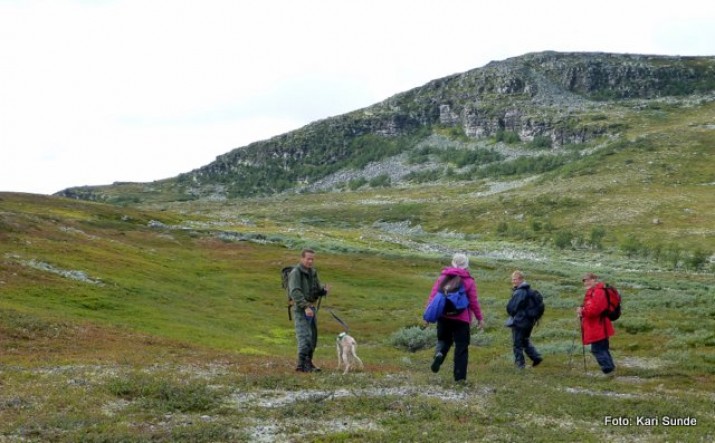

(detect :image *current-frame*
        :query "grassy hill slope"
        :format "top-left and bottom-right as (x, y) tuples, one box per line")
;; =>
(138, 98), (715, 270)
(1, 192), (713, 441)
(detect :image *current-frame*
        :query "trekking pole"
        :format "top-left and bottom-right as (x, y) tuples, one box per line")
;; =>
(580, 318), (587, 373)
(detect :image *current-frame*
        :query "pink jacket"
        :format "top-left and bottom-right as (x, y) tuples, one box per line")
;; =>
(426, 267), (483, 324)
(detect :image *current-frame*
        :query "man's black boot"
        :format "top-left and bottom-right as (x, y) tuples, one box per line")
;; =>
(295, 355), (309, 372)
(306, 357), (321, 372)
(306, 350), (321, 372)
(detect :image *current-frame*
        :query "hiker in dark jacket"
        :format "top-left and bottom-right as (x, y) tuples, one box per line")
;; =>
(506, 270), (543, 369)
(425, 253), (484, 382)
(289, 248), (330, 372)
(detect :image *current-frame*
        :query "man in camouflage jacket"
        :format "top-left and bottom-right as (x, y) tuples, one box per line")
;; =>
(289, 248), (329, 372)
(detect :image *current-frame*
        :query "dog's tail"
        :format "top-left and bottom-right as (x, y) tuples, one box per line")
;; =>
(329, 310), (349, 333)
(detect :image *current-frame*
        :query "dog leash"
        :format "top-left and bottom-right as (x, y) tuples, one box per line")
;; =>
(329, 309), (350, 333)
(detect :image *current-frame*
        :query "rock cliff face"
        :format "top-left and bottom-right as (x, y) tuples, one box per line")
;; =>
(57, 51), (715, 202)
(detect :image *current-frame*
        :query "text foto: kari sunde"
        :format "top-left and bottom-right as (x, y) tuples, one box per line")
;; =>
(605, 416), (697, 427)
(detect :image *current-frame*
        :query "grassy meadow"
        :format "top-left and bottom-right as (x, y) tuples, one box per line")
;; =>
(1, 190), (713, 442)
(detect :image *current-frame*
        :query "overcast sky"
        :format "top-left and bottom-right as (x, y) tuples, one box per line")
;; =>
(2, 0), (714, 195)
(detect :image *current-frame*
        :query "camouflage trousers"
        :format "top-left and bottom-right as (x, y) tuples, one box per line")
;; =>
(294, 309), (318, 358)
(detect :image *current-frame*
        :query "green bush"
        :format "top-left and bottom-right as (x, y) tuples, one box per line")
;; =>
(405, 169), (442, 183)
(471, 331), (494, 347)
(589, 226), (606, 249)
(348, 177), (368, 190)
(530, 135), (553, 149)
(496, 221), (509, 236)
(686, 248), (710, 271)
(369, 174), (392, 188)
(553, 230), (574, 249)
(620, 235), (644, 258)
(447, 125), (468, 141)
(388, 326), (436, 352)
(407, 148), (432, 164)
(495, 129), (521, 144)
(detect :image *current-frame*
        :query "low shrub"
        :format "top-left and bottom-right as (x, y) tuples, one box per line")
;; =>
(107, 372), (220, 413)
(369, 174), (392, 188)
(388, 326), (436, 352)
(529, 135), (553, 149)
(348, 177), (368, 190)
(620, 317), (655, 334)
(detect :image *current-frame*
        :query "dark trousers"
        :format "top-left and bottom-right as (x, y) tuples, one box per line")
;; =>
(294, 309), (318, 360)
(511, 325), (541, 368)
(436, 318), (471, 381)
(590, 338), (615, 374)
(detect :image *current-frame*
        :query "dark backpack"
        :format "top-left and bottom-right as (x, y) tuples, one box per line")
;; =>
(441, 275), (469, 316)
(282, 266), (295, 320)
(525, 288), (545, 322)
(602, 284), (622, 321)
(423, 275), (469, 323)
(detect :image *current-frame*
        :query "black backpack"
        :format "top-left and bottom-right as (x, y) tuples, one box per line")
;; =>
(602, 284), (622, 321)
(525, 288), (545, 322)
(282, 266), (295, 320)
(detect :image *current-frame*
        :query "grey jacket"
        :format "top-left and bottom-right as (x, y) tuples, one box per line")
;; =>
(288, 264), (327, 310)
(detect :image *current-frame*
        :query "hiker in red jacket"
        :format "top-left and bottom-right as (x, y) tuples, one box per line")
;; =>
(576, 272), (615, 375)
(425, 253), (484, 382)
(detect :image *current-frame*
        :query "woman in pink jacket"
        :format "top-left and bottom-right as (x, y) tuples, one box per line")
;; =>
(425, 253), (484, 382)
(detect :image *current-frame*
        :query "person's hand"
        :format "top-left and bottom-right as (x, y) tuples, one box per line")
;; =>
(576, 307), (583, 318)
(305, 307), (315, 318)
(324, 284), (331, 294)
(470, 318), (484, 330)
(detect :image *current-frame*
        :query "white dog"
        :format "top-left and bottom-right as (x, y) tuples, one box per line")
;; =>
(336, 332), (364, 374)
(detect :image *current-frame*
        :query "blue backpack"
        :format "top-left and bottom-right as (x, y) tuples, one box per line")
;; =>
(423, 275), (469, 323)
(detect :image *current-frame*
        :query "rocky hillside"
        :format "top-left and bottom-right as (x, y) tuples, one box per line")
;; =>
(57, 51), (715, 202)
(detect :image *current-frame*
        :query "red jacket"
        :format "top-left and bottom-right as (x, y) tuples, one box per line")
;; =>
(426, 267), (483, 324)
(580, 282), (615, 344)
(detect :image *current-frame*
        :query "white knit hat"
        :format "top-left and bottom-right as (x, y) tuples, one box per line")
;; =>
(452, 253), (469, 269)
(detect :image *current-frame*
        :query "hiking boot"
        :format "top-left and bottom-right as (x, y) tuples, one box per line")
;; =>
(601, 369), (616, 379)
(532, 357), (543, 368)
(296, 355), (309, 372)
(586, 370), (616, 378)
(306, 359), (321, 372)
(431, 352), (445, 373)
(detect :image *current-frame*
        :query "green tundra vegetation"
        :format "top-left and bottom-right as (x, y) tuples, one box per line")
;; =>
(1, 173), (713, 442)
(2, 52), (715, 441)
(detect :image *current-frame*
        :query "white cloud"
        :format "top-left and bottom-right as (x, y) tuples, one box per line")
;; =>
(1, 0), (714, 194)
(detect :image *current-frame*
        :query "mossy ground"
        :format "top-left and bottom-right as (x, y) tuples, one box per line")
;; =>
(1, 191), (713, 441)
